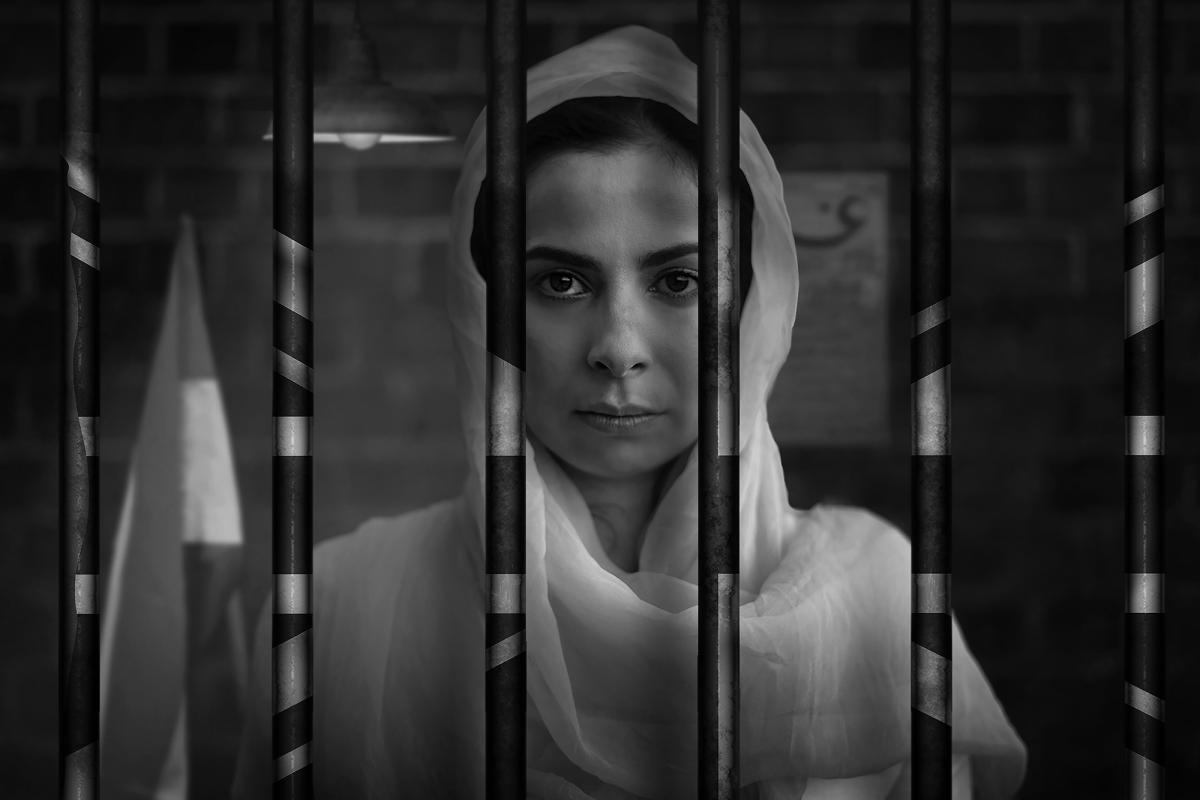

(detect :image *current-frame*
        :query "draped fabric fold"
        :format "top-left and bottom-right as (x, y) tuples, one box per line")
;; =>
(389, 24), (1024, 800)
(233, 24), (1026, 800)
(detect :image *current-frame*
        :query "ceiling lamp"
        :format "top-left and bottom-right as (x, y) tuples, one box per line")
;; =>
(264, 1), (453, 150)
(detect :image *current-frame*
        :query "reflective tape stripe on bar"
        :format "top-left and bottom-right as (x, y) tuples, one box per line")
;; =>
(74, 574), (96, 615)
(275, 232), (312, 319)
(79, 416), (97, 457)
(1125, 254), (1163, 337)
(276, 744), (311, 781)
(275, 349), (313, 391)
(276, 574), (311, 615)
(275, 416), (312, 457)
(486, 631), (525, 670)
(1125, 185), (1164, 225)
(912, 366), (950, 456)
(274, 630), (313, 711)
(1130, 752), (1163, 799)
(912, 300), (948, 337)
(63, 743), (97, 800)
(1126, 682), (1165, 721)
(487, 354), (523, 457)
(65, 145), (97, 200)
(489, 573), (524, 614)
(1126, 573), (1164, 614)
(913, 573), (949, 614)
(1126, 416), (1163, 456)
(914, 643), (950, 724)
(70, 233), (99, 269)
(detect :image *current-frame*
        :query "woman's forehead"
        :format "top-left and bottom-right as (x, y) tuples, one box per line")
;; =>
(526, 146), (698, 252)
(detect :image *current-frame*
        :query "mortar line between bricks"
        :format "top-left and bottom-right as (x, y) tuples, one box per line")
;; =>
(13, 73), (1200, 99)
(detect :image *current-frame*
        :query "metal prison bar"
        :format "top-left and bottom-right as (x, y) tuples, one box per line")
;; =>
(272, 0), (315, 795)
(1124, 1), (1165, 799)
(50, 4), (1172, 800)
(697, 0), (742, 797)
(911, 0), (952, 798)
(60, 0), (100, 794)
(485, 0), (527, 798)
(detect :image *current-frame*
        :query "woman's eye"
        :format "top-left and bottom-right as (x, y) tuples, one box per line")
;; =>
(652, 269), (699, 299)
(535, 271), (588, 298)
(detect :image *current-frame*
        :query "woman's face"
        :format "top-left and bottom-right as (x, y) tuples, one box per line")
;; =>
(524, 144), (699, 481)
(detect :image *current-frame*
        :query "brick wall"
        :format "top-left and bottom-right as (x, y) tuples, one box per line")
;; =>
(4, 0), (1200, 796)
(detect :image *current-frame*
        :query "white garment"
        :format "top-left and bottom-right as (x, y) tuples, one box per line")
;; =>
(231, 25), (1026, 800)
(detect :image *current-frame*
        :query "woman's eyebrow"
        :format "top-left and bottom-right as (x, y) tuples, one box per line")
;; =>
(525, 245), (601, 270)
(640, 243), (698, 268)
(524, 243), (698, 270)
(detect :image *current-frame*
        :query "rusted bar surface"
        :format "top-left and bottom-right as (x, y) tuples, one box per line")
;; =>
(272, 0), (314, 796)
(60, 0), (100, 794)
(698, 0), (740, 796)
(1124, 1), (1165, 798)
(485, 1), (526, 798)
(911, 0), (952, 797)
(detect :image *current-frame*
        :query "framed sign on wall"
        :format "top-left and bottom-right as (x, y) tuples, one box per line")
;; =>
(766, 171), (891, 446)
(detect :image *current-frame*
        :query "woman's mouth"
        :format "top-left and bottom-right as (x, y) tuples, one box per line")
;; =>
(575, 410), (663, 433)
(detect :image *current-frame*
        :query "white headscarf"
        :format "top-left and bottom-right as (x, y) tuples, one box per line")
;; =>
(391, 25), (1025, 799)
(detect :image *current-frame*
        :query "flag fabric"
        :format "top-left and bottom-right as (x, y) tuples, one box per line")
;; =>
(100, 215), (248, 799)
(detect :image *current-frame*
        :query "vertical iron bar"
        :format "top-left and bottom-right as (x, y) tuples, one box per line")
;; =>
(60, 0), (99, 794)
(698, 0), (740, 797)
(485, 1), (526, 799)
(272, 0), (314, 796)
(1124, 1), (1165, 798)
(911, 0), (952, 797)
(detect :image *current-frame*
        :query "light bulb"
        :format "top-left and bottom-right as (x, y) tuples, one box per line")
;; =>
(339, 132), (382, 151)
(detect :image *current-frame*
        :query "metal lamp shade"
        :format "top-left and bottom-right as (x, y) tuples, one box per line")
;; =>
(264, 82), (453, 149)
(263, 6), (454, 150)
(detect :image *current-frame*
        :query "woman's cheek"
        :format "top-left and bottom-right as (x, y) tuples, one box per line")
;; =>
(527, 319), (578, 395)
(660, 313), (699, 376)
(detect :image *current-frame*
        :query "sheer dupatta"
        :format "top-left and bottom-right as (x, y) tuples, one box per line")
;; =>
(369, 25), (1026, 800)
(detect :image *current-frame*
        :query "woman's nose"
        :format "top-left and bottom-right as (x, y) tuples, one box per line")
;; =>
(586, 303), (649, 378)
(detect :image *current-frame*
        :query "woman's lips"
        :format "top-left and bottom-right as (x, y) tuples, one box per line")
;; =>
(575, 410), (663, 433)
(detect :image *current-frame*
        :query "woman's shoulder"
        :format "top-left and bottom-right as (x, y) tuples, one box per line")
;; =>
(313, 495), (481, 607)
(747, 502), (911, 619)
(316, 495), (471, 562)
(793, 502), (911, 567)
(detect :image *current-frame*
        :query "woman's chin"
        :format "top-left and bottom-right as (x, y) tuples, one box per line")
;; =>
(529, 420), (694, 483)
(554, 442), (672, 483)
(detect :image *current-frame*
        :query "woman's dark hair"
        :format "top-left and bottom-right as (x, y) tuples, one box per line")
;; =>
(469, 96), (755, 304)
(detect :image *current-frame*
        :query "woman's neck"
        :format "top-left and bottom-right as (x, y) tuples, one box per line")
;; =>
(557, 452), (690, 574)
(559, 464), (656, 573)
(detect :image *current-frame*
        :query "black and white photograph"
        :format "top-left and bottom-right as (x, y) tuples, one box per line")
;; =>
(2, 0), (1199, 797)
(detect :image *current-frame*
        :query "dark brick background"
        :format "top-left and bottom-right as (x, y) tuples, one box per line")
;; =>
(4, 0), (1200, 797)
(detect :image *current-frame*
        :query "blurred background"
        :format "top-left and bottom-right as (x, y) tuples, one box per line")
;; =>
(4, 0), (1200, 796)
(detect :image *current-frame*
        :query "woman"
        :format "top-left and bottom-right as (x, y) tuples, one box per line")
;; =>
(232, 26), (1026, 799)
